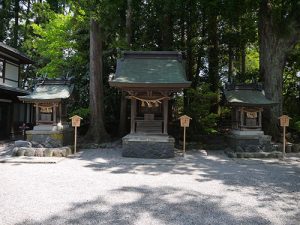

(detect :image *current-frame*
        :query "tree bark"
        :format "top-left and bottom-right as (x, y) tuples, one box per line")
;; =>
(13, 0), (20, 47)
(85, 18), (109, 143)
(207, 5), (219, 114)
(125, 0), (132, 46)
(259, 0), (300, 139)
(228, 44), (233, 83)
(24, 0), (31, 41)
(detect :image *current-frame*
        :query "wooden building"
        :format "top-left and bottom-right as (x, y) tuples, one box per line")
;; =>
(224, 83), (277, 151)
(18, 77), (74, 126)
(18, 77), (74, 146)
(224, 83), (276, 132)
(0, 42), (34, 140)
(110, 51), (191, 158)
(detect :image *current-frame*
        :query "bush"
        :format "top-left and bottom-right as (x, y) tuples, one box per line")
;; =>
(69, 107), (90, 122)
(175, 84), (219, 137)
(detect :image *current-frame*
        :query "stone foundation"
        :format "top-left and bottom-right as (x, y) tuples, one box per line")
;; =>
(122, 134), (175, 158)
(228, 130), (273, 152)
(26, 125), (73, 147)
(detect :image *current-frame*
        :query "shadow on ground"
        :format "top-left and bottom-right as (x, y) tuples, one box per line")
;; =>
(78, 149), (300, 192)
(16, 186), (276, 225)
(76, 148), (300, 221)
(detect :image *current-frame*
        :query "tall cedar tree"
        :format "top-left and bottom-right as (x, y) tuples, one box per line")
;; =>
(85, 18), (109, 143)
(259, 0), (300, 139)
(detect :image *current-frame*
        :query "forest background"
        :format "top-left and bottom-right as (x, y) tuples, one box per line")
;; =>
(0, 0), (299, 143)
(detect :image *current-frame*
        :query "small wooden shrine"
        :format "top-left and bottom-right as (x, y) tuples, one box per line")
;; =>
(224, 83), (277, 151)
(110, 51), (191, 158)
(18, 77), (74, 146)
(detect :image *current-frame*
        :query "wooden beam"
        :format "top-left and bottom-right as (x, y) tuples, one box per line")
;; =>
(35, 103), (39, 125)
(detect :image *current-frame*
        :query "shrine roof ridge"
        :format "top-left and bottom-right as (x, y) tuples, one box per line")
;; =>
(0, 42), (34, 64)
(122, 51), (183, 60)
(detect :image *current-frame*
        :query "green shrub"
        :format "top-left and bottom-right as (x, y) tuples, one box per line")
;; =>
(69, 107), (90, 121)
(175, 84), (219, 136)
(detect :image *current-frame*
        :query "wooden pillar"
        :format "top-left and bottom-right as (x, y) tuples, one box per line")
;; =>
(130, 98), (136, 134)
(240, 107), (244, 129)
(119, 91), (127, 136)
(53, 103), (57, 125)
(258, 110), (262, 128)
(9, 103), (15, 139)
(35, 103), (39, 125)
(163, 98), (168, 134)
(59, 102), (62, 123)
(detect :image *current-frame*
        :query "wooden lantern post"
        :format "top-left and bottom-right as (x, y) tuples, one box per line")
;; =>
(70, 115), (82, 154)
(179, 115), (192, 156)
(278, 115), (291, 157)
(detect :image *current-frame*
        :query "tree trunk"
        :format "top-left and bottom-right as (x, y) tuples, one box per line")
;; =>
(241, 43), (246, 78)
(85, 18), (109, 143)
(125, 0), (132, 46)
(228, 44), (233, 83)
(24, 0), (31, 41)
(13, 0), (20, 47)
(259, 0), (299, 140)
(207, 5), (219, 113)
(161, 0), (173, 51)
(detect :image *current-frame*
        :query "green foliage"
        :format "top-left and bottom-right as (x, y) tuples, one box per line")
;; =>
(246, 46), (259, 73)
(178, 85), (219, 135)
(28, 11), (83, 77)
(292, 120), (300, 133)
(69, 107), (90, 121)
(3, 0), (299, 138)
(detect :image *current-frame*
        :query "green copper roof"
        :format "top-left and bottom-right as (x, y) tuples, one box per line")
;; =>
(224, 89), (276, 106)
(110, 51), (191, 88)
(18, 84), (73, 103)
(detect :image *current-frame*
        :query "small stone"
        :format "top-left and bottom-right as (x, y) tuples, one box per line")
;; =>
(14, 140), (32, 148)
(16, 148), (26, 156)
(44, 149), (53, 157)
(197, 150), (206, 156)
(44, 137), (60, 148)
(52, 150), (62, 157)
(24, 148), (35, 157)
(35, 149), (44, 157)
(12, 147), (19, 156)
(60, 149), (67, 157)
(63, 146), (72, 155)
(31, 141), (44, 148)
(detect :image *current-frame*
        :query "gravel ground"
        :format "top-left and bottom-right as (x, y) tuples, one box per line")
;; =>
(0, 145), (299, 225)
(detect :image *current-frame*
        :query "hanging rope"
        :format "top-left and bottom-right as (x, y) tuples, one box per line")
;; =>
(129, 96), (169, 108)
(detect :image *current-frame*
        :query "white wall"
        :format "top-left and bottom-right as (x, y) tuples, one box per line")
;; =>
(5, 62), (19, 87)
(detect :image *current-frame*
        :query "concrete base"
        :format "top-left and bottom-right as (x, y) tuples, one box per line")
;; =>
(228, 130), (272, 152)
(33, 124), (70, 131)
(122, 134), (175, 158)
(26, 126), (73, 147)
(231, 130), (264, 136)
